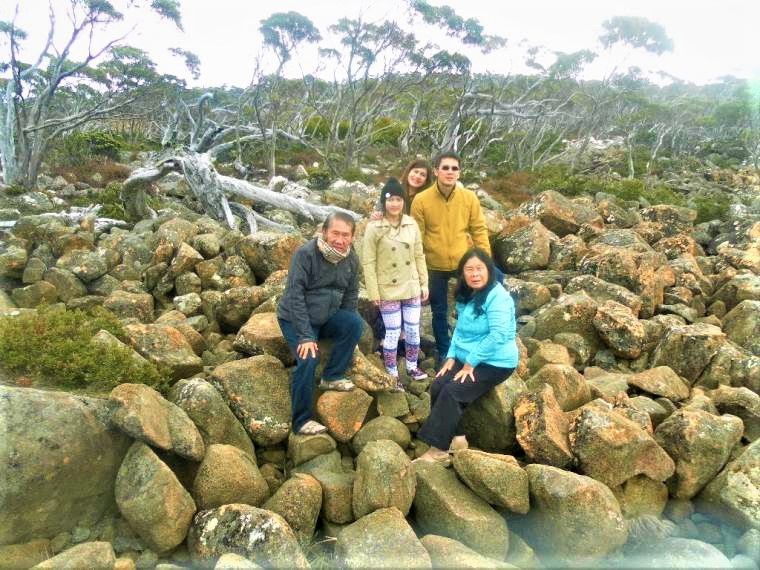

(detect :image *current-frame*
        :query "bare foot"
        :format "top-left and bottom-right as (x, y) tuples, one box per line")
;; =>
(450, 435), (469, 452)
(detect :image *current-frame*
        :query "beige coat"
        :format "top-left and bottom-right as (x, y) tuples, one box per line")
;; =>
(362, 215), (428, 301)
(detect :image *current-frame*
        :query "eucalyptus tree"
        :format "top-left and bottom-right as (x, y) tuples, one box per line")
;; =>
(0, 0), (182, 188)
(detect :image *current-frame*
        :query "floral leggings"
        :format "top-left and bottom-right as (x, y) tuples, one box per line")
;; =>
(379, 296), (421, 377)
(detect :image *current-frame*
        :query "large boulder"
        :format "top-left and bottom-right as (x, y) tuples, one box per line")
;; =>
(620, 537), (732, 569)
(168, 378), (255, 457)
(316, 388), (373, 443)
(569, 403), (675, 488)
(523, 464), (628, 562)
(452, 450), (529, 514)
(705, 386), (760, 442)
(351, 416), (411, 455)
(336, 507), (432, 569)
(493, 221), (554, 273)
(237, 231), (306, 282)
(515, 190), (599, 236)
(31, 542), (115, 570)
(628, 366), (690, 402)
(209, 355), (292, 446)
(460, 376), (526, 453)
(420, 535), (512, 569)
(0, 387), (131, 545)
(413, 462), (508, 560)
(525, 364), (592, 412)
(55, 249), (108, 282)
(124, 323), (203, 380)
(655, 409), (744, 499)
(115, 442), (196, 552)
(234, 312), (293, 365)
(193, 444), (269, 509)
(531, 292), (599, 347)
(565, 275), (643, 316)
(109, 383), (204, 461)
(514, 385), (573, 468)
(352, 440), (415, 518)
(610, 475), (669, 519)
(722, 300), (760, 356)
(592, 300), (646, 359)
(263, 473), (323, 546)
(187, 504), (308, 568)
(650, 323), (726, 384)
(287, 432), (337, 467)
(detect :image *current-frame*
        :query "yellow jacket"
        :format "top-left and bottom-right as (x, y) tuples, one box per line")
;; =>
(411, 182), (491, 271)
(362, 215), (428, 301)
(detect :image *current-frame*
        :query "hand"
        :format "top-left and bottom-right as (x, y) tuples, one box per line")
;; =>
(372, 300), (381, 307)
(369, 211), (383, 221)
(435, 358), (455, 378)
(421, 290), (429, 302)
(297, 341), (318, 359)
(453, 363), (476, 383)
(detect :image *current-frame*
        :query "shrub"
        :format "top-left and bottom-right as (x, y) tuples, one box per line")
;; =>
(371, 117), (406, 146)
(690, 194), (732, 223)
(70, 181), (128, 221)
(304, 116), (330, 140)
(0, 306), (169, 393)
(482, 171), (535, 208)
(533, 164), (588, 196)
(307, 166), (331, 190)
(341, 166), (371, 184)
(51, 131), (125, 167)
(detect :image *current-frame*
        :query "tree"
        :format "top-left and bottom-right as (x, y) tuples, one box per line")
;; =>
(0, 0), (182, 188)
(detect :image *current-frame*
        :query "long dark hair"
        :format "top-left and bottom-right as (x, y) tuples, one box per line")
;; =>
(400, 158), (432, 195)
(454, 248), (497, 316)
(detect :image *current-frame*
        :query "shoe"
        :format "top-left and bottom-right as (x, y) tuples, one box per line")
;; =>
(297, 420), (327, 435)
(449, 435), (469, 452)
(408, 368), (428, 381)
(318, 378), (355, 392)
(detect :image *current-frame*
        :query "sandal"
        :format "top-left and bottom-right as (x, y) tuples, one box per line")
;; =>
(297, 420), (328, 435)
(318, 378), (355, 392)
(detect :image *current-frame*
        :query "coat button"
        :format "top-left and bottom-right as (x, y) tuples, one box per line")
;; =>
(392, 279), (397, 283)
(391, 247), (396, 251)
(406, 261), (410, 265)
(405, 244), (410, 248)
(392, 263), (397, 267)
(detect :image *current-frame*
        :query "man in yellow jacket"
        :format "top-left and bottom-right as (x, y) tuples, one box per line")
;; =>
(411, 151), (491, 366)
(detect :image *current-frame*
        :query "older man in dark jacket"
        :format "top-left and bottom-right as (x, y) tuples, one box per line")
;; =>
(277, 212), (364, 435)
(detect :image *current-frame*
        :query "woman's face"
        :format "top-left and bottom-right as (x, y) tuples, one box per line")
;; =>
(463, 256), (489, 290)
(406, 167), (428, 191)
(385, 195), (405, 217)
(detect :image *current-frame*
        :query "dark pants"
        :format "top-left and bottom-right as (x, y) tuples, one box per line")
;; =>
(418, 360), (514, 450)
(428, 267), (505, 364)
(278, 309), (364, 432)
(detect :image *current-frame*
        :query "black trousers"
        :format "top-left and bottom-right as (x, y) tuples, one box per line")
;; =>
(417, 360), (514, 450)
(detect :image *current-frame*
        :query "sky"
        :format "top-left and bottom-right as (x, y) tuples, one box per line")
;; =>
(6, 0), (760, 88)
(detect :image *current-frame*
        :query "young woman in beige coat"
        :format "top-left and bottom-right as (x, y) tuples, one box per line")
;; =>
(362, 177), (429, 389)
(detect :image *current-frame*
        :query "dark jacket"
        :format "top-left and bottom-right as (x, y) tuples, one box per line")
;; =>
(277, 238), (360, 343)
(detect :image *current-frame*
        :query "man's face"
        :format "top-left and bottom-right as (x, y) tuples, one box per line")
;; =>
(435, 157), (461, 188)
(323, 219), (354, 253)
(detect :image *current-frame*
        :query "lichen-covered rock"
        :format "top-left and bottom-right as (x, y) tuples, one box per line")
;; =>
(514, 385), (573, 468)
(0, 387), (131, 545)
(124, 323), (202, 380)
(565, 274), (643, 316)
(461, 376), (526, 453)
(237, 231), (306, 282)
(216, 286), (270, 330)
(525, 364), (592, 412)
(115, 442), (196, 552)
(722, 300), (760, 356)
(493, 221), (555, 273)
(420, 535), (513, 569)
(31, 541), (115, 570)
(452, 450), (529, 514)
(168, 378), (255, 457)
(569, 403), (674, 488)
(336, 507), (432, 569)
(187, 504), (308, 568)
(316, 388), (373, 443)
(286, 432), (337, 467)
(531, 292), (599, 347)
(515, 190), (595, 236)
(0, 244), (28, 279)
(697, 341), (760, 393)
(234, 312), (293, 365)
(209, 355), (291, 446)
(55, 249), (108, 282)
(109, 383), (204, 461)
(650, 322), (726, 384)
(628, 366), (690, 402)
(11, 281), (58, 307)
(655, 409), (744, 499)
(263, 474), (322, 545)
(42, 268), (86, 302)
(593, 300), (646, 358)
(413, 462), (508, 560)
(523, 464), (628, 561)
(351, 416), (411, 455)
(104, 290), (154, 322)
(352, 440), (415, 518)
(193, 444), (269, 509)
(611, 475), (669, 519)
(705, 385), (760, 442)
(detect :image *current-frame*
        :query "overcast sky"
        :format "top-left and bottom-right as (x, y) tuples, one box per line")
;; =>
(8, 0), (760, 88)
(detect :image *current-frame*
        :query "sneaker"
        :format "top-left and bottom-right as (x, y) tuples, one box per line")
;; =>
(408, 368), (428, 381)
(318, 378), (355, 392)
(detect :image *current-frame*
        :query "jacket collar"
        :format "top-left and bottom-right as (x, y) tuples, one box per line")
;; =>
(377, 214), (415, 228)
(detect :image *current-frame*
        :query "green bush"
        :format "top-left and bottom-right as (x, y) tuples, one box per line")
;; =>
(0, 306), (168, 393)
(533, 164), (588, 196)
(304, 116), (330, 140)
(70, 181), (127, 221)
(307, 166), (331, 190)
(341, 166), (371, 184)
(371, 117), (406, 146)
(691, 194), (732, 223)
(51, 131), (126, 167)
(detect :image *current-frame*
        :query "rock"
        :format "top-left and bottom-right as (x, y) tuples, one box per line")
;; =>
(650, 322), (726, 384)
(237, 232), (306, 282)
(569, 403), (675, 488)
(193, 444), (269, 509)
(619, 537), (732, 569)
(216, 286), (270, 330)
(655, 409), (744, 499)
(514, 385), (573, 468)
(420, 535), (512, 569)
(723, 300), (760, 356)
(0, 387), (131, 545)
(124, 323), (202, 380)
(413, 462), (508, 559)
(316, 388), (373, 443)
(697, 341), (760, 393)
(287, 432), (337, 467)
(375, 390), (411, 417)
(172, 292), (202, 316)
(628, 396), (670, 428)
(585, 370), (629, 398)
(151, 218), (198, 249)
(109, 383), (204, 461)
(525, 364), (592, 411)
(523, 464), (628, 561)
(566, 275), (644, 316)
(115, 442), (196, 553)
(452, 450), (529, 513)
(352, 440), (415, 518)
(711, 273), (760, 312)
(593, 300), (646, 358)
(0, 244), (28, 279)
(41, 268), (85, 302)
(11, 281), (58, 307)
(104, 290), (154, 322)
(293, 451), (356, 524)
(55, 249), (108, 282)
(234, 312), (293, 365)
(264, 474), (322, 546)
(209, 355), (291, 446)
(493, 221), (555, 273)
(214, 552), (261, 569)
(531, 292), (599, 347)
(168, 378), (255, 457)
(344, 349), (397, 392)
(628, 366), (690, 402)
(168, 242), (203, 279)
(187, 504), (307, 568)
(705, 386), (760, 441)
(611, 475), (669, 518)
(0, 539), (51, 569)
(336, 507), (431, 569)
(351, 416), (411, 455)
(460, 376), (526, 453)
(699, 438), (760, 531)
(31, 542), (115, 570)
(526, 341), (574, 374)
(737, 528), (760, 563)
(548, 233), (588, 270)
(506, 278), (552, 314)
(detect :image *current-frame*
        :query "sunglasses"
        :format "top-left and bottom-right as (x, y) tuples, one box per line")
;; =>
(438, 165), (460, 171)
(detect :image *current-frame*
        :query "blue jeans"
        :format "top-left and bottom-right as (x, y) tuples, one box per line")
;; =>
(278, 310), (364, 432)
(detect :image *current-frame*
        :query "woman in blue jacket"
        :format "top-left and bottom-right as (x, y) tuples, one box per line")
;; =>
(416, 248), (518, 465)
